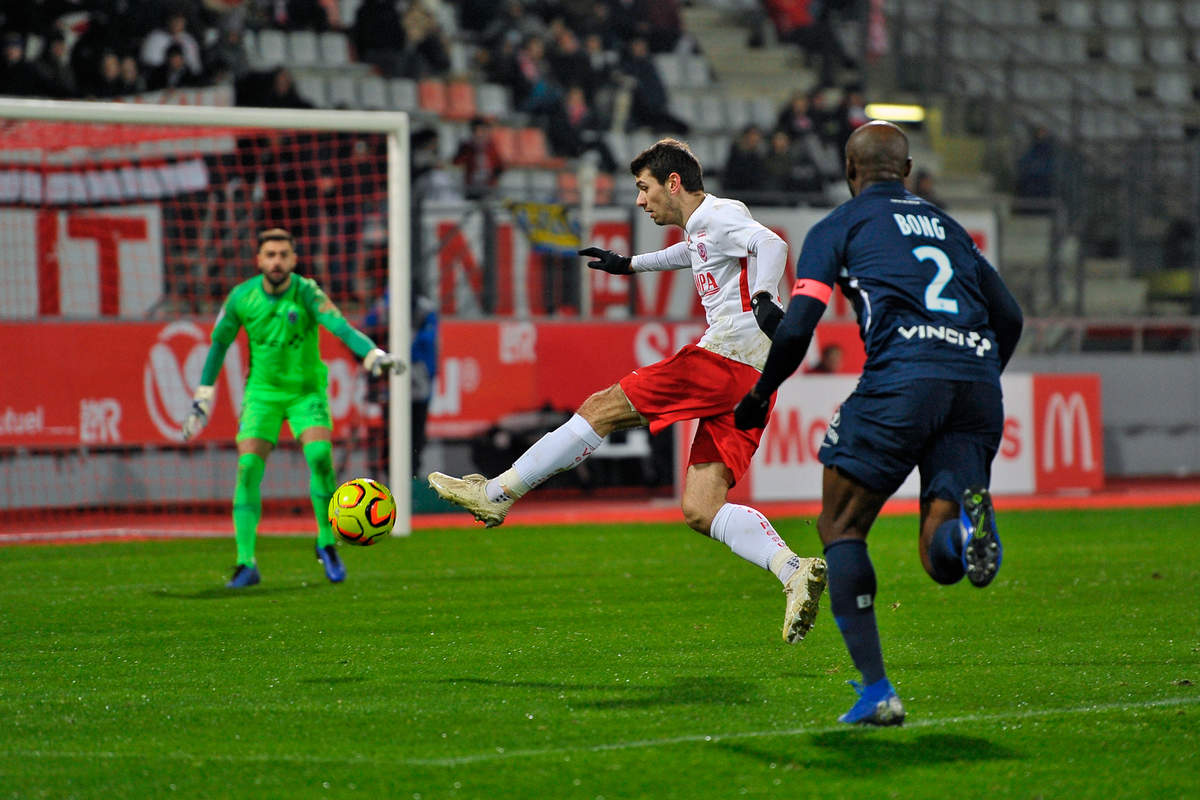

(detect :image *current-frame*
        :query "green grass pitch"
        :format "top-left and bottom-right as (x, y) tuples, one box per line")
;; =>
(2, 506), (1197, 799)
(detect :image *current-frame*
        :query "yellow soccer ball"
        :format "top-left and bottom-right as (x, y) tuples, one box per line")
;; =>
(327, 477), (396, 546)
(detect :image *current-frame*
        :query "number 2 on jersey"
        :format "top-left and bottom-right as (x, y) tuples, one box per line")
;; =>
(913, 245), (959, 314)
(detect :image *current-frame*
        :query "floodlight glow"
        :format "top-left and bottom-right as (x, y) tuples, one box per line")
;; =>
(865, 103), (927, 123)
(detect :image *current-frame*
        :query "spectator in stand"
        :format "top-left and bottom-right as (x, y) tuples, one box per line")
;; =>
(0, 32), (49, 98)
(546, 85), (619, 173)
(458, 0), (503, 35)
(33, 32), (78, 99)
(511, 35), (564, 117)
(141, 8), (203, 79)
(1014, 125), (1057, 214)
(119, 54), (147, 95)
(549, 28), (594, 100)
(147, 43), (201, 91)
(89, 49), (127, 98)
(412, 127), (464, 204)
(722, 125), (768, 197)
(608, 0), (652, 46)
(805, 343), (844, 374)
(353, 0), (407, 78)
(836, 86), (870, 146)
(763, 128), (823, 198)
(481, 0), (547, 55)
(581, 32), (618, 100)
(579, 2), (623, 52)
(263, 0), (331, 30)
(776, 89), (818, 139)
(402, 0), (451, 78)
(205, 20), (251, 82)
(808, 86), (842, 147)
(258, 66), (315, 108)
(622, 37), (691, 134)
(453, 116), (505, 200)
(908, 168), (946, 209)
(644, 0), (686, 53)
(766, 0), (855, 85)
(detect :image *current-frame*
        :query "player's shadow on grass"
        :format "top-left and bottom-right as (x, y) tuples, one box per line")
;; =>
(438, 676), (753, 710)
(150, 584), (334, 600)
(716, 732), (1018, 775)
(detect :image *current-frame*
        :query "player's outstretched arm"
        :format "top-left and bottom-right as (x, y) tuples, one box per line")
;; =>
(578, 247), (632, 274)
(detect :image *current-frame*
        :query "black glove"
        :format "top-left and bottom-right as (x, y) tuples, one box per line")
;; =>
(734, 387), (771, 430)
(578, 246), (633, 275)
(751, 291), (783, 339)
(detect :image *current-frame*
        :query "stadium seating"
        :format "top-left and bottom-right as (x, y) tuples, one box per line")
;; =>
(359, 76), (388, 110)
(389, 79), (419, 112)
(443, 81), (478, 121)
(418, 79), (447, 116)
(474, 83), (511, 120)
(328, 75), (358, 108)
(318, 32), (351, 67)
(255, 29), (287, 68)
(513, 127), (565, 169)
(287, 31), (320, 67)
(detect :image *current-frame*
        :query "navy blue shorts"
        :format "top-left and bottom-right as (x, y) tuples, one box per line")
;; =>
(818, 379), (1004, 501)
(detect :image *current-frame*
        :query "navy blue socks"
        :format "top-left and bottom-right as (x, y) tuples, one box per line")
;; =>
(824, 538), (886, 686)
(928, 517), (966, 585)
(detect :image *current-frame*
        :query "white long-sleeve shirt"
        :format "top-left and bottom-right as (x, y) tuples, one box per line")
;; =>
(630, 194), (787, 370)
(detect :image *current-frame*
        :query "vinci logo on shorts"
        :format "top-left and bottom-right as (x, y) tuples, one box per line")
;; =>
(1032, 374), (1103, 492)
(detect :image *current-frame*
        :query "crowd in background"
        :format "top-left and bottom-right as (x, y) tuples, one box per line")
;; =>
(0, 0), (877, 198)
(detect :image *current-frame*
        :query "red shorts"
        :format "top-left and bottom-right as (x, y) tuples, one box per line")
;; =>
(619, 344), (774, 482)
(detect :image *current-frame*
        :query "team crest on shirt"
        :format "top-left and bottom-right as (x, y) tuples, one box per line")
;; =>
(696, 241), (708, 261)
(287, 309), (298, 324)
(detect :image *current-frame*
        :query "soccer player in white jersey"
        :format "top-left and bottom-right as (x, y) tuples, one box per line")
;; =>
(429, 139), (827, 644)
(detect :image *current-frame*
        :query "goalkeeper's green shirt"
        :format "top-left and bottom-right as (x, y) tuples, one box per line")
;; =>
(199, 274), (376, 395)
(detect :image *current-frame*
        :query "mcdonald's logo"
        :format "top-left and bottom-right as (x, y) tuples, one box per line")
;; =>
(1042, 391), (1096, 471)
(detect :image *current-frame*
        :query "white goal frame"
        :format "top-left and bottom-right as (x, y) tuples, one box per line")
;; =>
(0, 97), (413, 535)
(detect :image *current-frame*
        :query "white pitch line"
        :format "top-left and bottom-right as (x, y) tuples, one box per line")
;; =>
(4, 696), (1196, 768)
(410, 694), (1200, 766)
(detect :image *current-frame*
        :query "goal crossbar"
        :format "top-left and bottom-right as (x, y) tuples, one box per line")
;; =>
(0, 97), (414, 534)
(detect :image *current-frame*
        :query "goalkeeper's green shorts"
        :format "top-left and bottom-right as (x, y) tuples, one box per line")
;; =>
(236, 387), (332, 445)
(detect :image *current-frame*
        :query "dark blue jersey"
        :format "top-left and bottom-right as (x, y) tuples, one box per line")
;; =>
(795, 181), (1003, 389)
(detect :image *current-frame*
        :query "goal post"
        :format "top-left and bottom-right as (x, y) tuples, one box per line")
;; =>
(0, 97), (412, 536)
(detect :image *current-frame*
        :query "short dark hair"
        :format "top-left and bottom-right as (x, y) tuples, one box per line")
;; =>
(629, 138), (704, 192)
(258, 228), (294, 250)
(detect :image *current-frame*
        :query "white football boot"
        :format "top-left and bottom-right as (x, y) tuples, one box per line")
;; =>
(782, 557), (827, 643)
(427, 472), (514, 528)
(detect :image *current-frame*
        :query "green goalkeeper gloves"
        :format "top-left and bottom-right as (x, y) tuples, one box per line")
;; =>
(363, 348), (407, 377)
(181, 385), (214, 441)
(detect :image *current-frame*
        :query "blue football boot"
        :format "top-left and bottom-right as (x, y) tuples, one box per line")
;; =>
(839, 678), (905, 726)
(226, 564), (261, 588)
(960, 486), (1002, 588)
(316, 544), (346, 583)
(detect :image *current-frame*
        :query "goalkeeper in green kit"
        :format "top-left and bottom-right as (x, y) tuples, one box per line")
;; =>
(182, 229), (406, 588)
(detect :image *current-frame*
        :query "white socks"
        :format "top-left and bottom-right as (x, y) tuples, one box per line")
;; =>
(711, 503), (799, 585)
(486, 413), (604, 502)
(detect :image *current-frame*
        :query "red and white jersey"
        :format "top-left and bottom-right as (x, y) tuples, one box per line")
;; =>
(630, 194), (787, 370)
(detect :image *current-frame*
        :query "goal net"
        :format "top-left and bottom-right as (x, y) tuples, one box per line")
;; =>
(0, 98), (411, 540)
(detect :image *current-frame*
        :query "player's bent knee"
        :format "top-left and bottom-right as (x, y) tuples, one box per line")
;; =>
(680, 500), (713, 534)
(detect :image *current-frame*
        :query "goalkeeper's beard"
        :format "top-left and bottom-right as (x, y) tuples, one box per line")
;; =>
(264, 270), (289, 288)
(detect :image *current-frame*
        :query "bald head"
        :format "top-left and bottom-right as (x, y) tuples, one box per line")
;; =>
(844, 121), (912, 196)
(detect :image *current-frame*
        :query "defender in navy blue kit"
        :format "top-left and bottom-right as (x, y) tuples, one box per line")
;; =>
(734, 121), (1023, 726)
